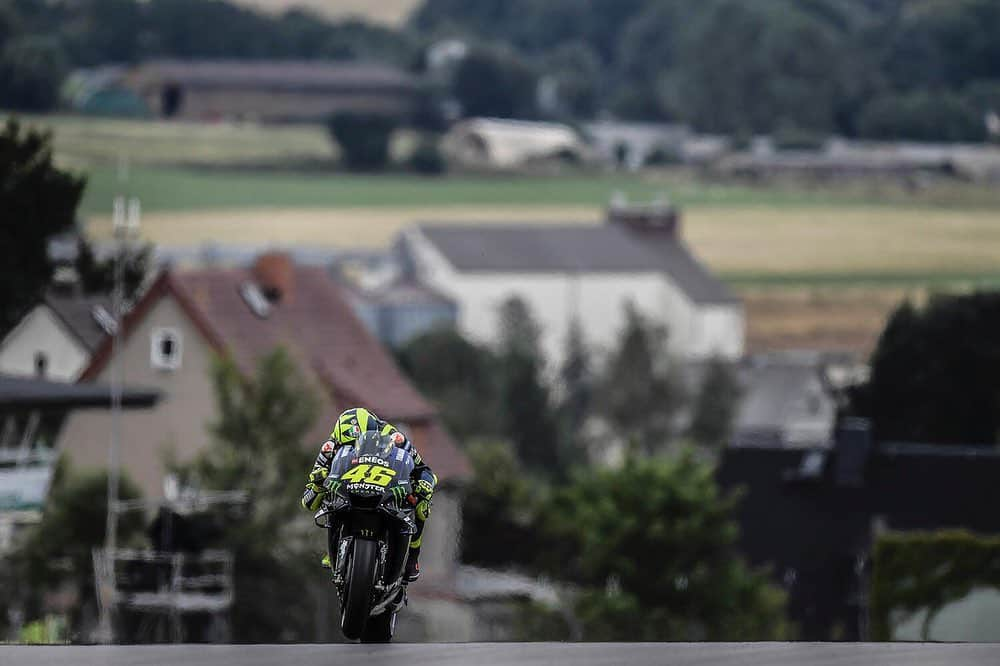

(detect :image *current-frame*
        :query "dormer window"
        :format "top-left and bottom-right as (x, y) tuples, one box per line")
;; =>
(92, 305), (118, 335)
(151, 328), (183, 371)
(240, 282), (272, 319)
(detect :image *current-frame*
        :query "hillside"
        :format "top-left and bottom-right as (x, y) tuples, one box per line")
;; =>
(231, 0), (420, 26)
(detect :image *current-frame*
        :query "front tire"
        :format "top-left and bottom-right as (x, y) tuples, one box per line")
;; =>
(341, 538), (378, 640)
(360, 609), (396, 643)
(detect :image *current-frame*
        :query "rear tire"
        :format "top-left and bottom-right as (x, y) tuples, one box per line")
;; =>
(360, 610), (396, 643)
(341, 539), (378, 640)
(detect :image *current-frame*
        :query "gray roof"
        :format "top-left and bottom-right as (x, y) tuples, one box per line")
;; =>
(0, 375), (159, 409)
(733, 353), (837, 448)
(416, 223), (738, 305)
(368, 279), (456, 308)
(133, 60), (416, 93)
(45, 293), (114, 351)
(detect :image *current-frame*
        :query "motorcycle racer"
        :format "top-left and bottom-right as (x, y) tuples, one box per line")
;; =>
(302, 407), (436, 583)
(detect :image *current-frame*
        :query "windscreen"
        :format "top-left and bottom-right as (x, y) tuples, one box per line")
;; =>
(329, 431), (415, 497)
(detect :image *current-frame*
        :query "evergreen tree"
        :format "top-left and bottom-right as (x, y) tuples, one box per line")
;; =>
(557, 318), (592, 467)
(689, 358), (743, 450)
(850, 292), (1000, 445)
(599, 302), (683, 453)
(0, 119), (85, 335)
(496, 297), (559, 471)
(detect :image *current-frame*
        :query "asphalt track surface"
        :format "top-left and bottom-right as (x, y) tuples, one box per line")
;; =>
(3, 643), (1000, 666)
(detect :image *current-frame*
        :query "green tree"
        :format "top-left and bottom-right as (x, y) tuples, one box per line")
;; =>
(452, 46), (537, 119)
(668, 0), (852, 134)
(459, 441), (541, 568)
(689, 358), (743, 450)
(537, 452), (789, 641)
(0, 119), (86, 336)
(599, 302), (683, 453)
(73, 238), (152, 301)
(541, 41), (602, 119)
(327, 112), (397, 171)
(857, 90), (987, 142)
(396, 327), (500, 440)
(184, 348), (321, 642)
(0, 36), (66, 111)
(6, 463), (144, 639)
(557, 318), (592, 467)
(407, 136), (447, 175)
(496, 297), (559, 470)
(849, 292), (1000, 445)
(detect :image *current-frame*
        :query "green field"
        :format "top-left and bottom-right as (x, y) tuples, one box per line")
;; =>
(78, 164), (1000, 217)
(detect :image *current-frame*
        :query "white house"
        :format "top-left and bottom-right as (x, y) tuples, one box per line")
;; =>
(398, 205), (744, 368)
(0, 293), (114, 381)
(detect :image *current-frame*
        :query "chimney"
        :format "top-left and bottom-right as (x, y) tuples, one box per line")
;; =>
(253, 252), (294, 303)
(606, 198), (681, 237)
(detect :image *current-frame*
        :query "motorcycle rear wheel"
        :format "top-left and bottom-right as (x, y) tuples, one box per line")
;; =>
(341, 538), (378, 640)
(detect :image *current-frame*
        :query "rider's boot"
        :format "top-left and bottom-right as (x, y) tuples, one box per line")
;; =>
(404, 546), (420, 583)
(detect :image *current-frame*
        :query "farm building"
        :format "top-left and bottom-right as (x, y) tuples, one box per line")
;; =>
(397, 203), (744, 367)
(583, 121), (691, 171)
(441, 118), (592, 170)
(72, 60), (418, 122)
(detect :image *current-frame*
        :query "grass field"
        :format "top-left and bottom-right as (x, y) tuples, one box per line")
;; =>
(12, 115), (336, 171)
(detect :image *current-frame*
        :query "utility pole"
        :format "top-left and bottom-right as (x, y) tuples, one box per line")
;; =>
(97, 156), (140, 644)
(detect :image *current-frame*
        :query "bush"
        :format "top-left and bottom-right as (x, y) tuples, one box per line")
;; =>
(326, 112), (397, 171)
(772, 125), (828, 151)
(870, 530), (1000, 641)
(407, 138), (447, 175)
(858, 90), (987, 143)
(643, 145), (683, 166)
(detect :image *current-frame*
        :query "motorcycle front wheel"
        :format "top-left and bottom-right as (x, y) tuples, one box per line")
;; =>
(341, 538), (378, 640)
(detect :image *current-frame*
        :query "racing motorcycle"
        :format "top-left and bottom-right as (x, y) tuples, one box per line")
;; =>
(313, 431), (418, 642)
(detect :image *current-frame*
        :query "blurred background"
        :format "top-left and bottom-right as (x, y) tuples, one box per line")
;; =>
(2, 0), (1000, 645)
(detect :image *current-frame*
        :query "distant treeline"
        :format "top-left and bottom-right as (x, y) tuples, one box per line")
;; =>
(414, 0), (1000, 142)
(2, 0), (1000, 143)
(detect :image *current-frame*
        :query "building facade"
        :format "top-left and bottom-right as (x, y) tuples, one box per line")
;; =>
(398, 206), (744, 368)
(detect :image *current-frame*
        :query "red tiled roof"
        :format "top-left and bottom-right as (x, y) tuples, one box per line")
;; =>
(81, 267), (470, 481)
(176, 266), (438, 419)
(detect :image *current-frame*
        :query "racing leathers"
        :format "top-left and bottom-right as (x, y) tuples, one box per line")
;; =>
(301, 407), (436, 582)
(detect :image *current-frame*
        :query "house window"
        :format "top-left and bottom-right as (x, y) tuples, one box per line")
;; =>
(34, 352), (48, 378)
(151, 328), (183, 371)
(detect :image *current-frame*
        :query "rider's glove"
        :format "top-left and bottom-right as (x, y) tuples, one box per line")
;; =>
(301, 468), (329, 511)
(306, 467), (328, 493)
(412, 478), (434, 522)
(415, 498), (432, 522)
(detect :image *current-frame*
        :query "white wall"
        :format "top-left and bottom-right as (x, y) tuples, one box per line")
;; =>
(406, 229), (744, 368)
(0, 306), (90, 381)
(691, 305), (745, 359)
